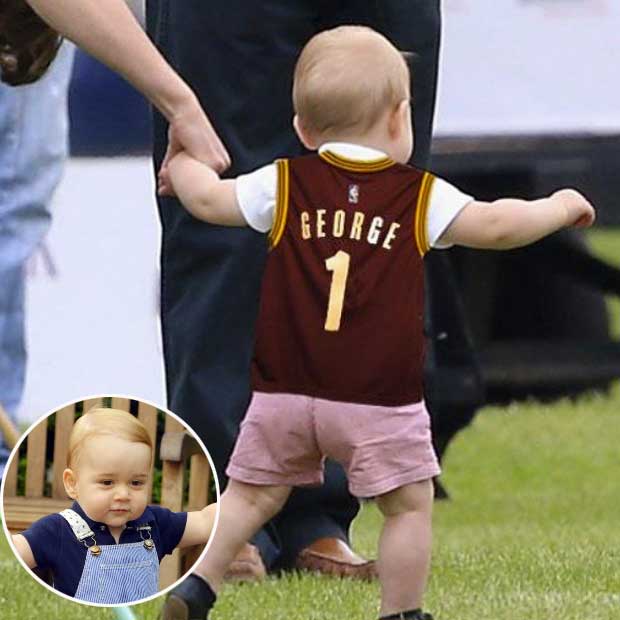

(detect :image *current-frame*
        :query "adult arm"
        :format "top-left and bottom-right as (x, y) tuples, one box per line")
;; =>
(25, 0), (230, 172)
(439, 189), (595, 250)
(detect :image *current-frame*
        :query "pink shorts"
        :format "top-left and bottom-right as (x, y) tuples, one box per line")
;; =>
(226, 392), (441, 498)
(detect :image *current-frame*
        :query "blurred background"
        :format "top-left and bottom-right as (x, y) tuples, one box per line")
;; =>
(15, 0), (620, 422)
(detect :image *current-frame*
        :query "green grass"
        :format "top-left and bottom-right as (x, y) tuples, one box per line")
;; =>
(587, 228), (620, 338)
(212, 391), (620, 620)
(1, 229), (618, 619)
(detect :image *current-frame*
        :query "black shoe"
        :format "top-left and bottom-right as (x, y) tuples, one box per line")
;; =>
(433, 476), (450, 500)
(160, 575), (216, 620)
(380, 610), (434, 620)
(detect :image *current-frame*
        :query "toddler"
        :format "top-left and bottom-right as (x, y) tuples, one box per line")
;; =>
(11, 408), (217, 604)
(160, 25), (595, 620)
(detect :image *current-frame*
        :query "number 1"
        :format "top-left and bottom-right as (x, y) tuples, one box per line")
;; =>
(324, 250), (351, 331)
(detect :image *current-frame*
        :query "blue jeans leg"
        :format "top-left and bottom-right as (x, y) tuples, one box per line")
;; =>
(0, 43), (74, 477)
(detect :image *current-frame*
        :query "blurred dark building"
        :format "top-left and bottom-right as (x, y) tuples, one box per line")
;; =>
(69, 51), (150, 156)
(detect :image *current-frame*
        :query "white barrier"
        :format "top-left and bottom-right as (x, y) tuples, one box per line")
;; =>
(436, 0), (620, 135)
(19, 158), (164, 421)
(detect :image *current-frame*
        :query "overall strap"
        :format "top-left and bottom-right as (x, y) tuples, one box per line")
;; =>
(59, 509), (96, 542)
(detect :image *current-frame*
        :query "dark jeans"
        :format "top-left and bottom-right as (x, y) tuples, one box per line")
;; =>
(146, 0), (442, 569)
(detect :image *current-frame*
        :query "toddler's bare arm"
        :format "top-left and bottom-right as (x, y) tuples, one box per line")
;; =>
(177, 503), (218, 549)
(439, 189), (595, 250)
(11, 534), (37, 569)
(166, 153), (246, 226)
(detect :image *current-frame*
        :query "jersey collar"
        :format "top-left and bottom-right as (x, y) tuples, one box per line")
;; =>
(318, 142), (395, 172)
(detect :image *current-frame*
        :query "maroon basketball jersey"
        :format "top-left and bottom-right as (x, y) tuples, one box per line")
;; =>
(252, 150), (435, 406)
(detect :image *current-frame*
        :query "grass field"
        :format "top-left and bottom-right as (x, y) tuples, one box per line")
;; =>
(1, 230), (618, 620)
(589, 229), (620, 338)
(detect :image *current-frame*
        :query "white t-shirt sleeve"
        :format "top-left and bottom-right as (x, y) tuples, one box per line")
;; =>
(235, 163), (278, 233)
(427, 177), (474, 249)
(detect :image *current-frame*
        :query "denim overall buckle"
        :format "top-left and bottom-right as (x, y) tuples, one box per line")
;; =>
(137, 525), (154, 551)
(59, 509), (102, 555)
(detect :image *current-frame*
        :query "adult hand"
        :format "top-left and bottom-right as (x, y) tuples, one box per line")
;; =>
(24, 1), (230, 195)
(158, 95), (230, 196)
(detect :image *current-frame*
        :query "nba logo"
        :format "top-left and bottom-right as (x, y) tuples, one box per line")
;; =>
(348, 184), (359, 204)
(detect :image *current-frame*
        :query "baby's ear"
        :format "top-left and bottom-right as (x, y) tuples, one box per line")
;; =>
(389, 98), (410, 138)
(293, 115), (319, 150)
(62, 469), (78, 500)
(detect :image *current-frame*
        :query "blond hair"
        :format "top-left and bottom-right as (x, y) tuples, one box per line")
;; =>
(67, 408), (153, 469)
(293, 26), (410, 138)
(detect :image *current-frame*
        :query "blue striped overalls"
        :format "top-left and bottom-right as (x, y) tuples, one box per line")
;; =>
(60, 509), (159, 604)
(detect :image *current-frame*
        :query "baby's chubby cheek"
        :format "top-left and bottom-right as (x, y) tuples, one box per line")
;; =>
(130, 494), (149, 518)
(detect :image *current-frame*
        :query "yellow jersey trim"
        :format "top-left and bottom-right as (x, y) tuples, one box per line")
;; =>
(414, 172), (434, 256)
(269, 159), (290, 250)
(319, 150), (395, 173)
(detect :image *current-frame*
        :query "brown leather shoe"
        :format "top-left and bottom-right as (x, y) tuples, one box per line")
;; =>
(295, 537), (377, 580)
(223, 543), (267, 583)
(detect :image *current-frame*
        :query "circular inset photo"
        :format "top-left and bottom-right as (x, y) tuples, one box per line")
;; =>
(0, 395), (219, 607)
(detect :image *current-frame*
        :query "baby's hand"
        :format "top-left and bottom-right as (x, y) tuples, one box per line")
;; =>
(157, 165), (175, 197)
(12, 534), (37, 569)
(177, 502), (219, 549)
(553, 189), (596, 229)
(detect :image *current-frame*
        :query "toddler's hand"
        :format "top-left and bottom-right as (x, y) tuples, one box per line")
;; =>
(553, 189), (596, 229)
(157, 165), (175, 197)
